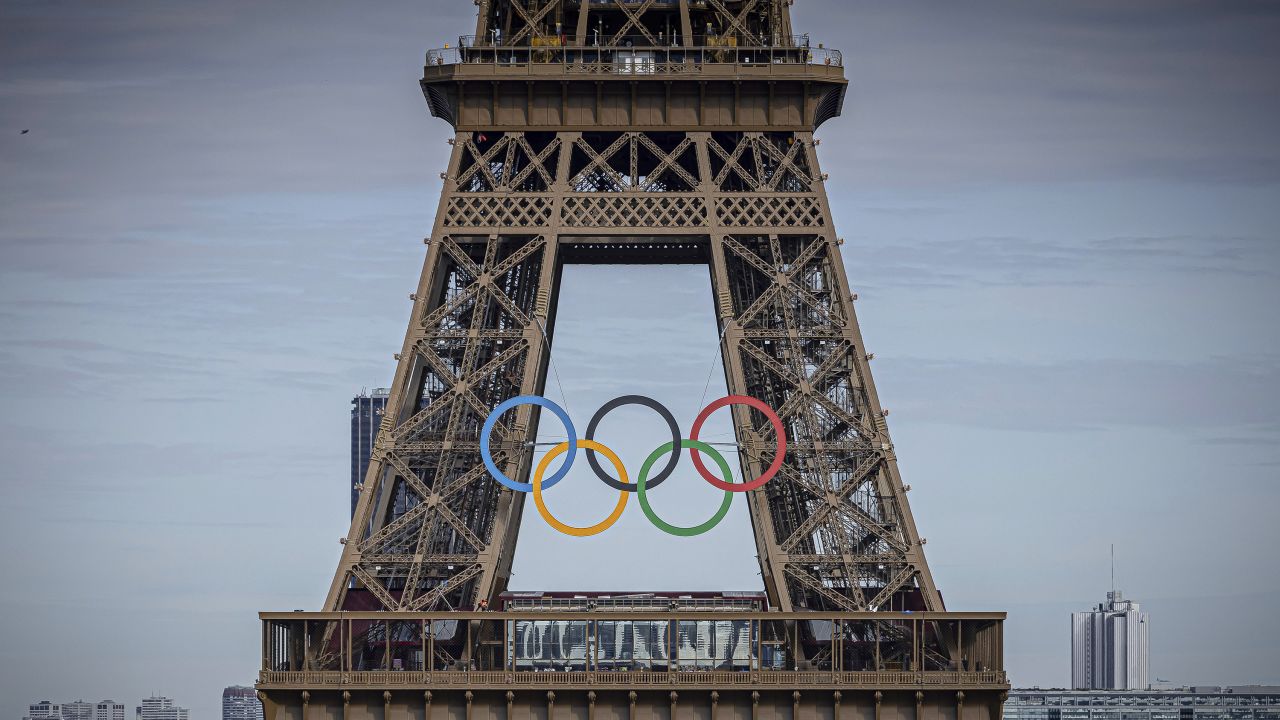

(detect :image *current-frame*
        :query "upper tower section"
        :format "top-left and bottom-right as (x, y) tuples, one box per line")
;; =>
(421, 0), (846, 131)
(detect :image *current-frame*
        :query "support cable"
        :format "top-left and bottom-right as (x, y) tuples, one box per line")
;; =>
(534, 316), (573, 416)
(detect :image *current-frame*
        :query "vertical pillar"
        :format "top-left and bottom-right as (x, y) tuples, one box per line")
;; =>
(575, 2), (589, 45)
(677, 0), (693, 46)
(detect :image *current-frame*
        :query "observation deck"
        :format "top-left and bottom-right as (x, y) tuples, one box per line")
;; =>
(425, 34), (843, 75)
(259, 609), (1007, 692)
(420, 35), (847, 131)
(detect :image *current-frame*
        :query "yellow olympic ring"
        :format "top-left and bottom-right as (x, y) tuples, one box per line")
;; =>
(532, 439), (629, 537)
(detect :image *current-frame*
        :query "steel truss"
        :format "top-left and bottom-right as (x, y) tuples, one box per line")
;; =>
(328, 128), (942, 617)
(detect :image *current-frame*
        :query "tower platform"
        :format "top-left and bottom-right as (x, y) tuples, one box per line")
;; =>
(258, 606), (1007, 720)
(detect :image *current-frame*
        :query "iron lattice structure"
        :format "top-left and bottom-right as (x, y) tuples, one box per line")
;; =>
(327, 0), (944, 618)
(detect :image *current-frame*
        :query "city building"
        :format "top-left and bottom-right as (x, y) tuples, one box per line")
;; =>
(350, 387), (389, 516)
(136, 697), (188, 720)
(1073, 590), (1150, 690)
(24, 702), (124, 720)
(222, 686), (262, 720)
(1005, 687), (1280, 720)
(62, 702), (93, 720)
(94, 702), (125, 720)
(24, 702), (63, 720)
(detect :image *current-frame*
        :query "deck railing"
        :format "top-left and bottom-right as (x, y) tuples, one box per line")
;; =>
(260, 610), (1004, 688)
(258, 668), (1009, 689)
(425, 42), (842, 72)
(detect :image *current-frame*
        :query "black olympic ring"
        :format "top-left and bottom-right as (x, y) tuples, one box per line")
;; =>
(584, 395), (682, 492)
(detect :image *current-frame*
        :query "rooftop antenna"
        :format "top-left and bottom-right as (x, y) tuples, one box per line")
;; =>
(1110, 543), (1116, 594)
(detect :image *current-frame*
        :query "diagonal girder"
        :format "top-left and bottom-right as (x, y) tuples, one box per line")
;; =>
(456, 136), (509, 191)
(407, 564), (484, 611)
(710, 136), (761, 191)
(637, 134), (698, 191)
(506, 0), (561, 46)
(706, 0), (764, 47)
(783, 563), (860, 611)
(504, 136), (560, 190)
(571, 133), (632, 190)
(607, 0), (659, 46)
(864, 565), (918, 611)
(758, 136), (814, 191)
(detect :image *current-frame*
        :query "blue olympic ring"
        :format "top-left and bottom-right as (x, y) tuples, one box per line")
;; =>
(480, 395), (577, 492)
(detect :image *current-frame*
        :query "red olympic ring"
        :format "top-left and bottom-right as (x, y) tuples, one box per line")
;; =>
(688, 395), (786, 492)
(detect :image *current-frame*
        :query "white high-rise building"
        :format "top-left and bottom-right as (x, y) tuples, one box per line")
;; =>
(1071, 590), (1150, 690)
(25, 701), (125, 720)
(24, 702), (63, 720)
(136, 697), (189, 720)
(94, 701), (126, 720)
(222, 686), (263, 720)
(63, 702), (94, 720)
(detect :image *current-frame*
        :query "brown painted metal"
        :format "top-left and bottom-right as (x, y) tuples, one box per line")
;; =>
(324, 0), (947, 620)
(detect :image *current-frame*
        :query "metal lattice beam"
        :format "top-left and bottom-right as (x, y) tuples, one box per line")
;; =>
(327, 129), (944, 618)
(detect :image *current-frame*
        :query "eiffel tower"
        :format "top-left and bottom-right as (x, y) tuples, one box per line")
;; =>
(258, 2), (1007, 718)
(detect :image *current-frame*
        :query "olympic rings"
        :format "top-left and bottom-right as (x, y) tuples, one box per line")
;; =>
(481, 395), (576, 492)
(585, 395), (681, 491)
(689, 395), (786, 492)
(637, 440), (735, 537)
(533, 439), (629, 537)
(478, 393), (787, 537)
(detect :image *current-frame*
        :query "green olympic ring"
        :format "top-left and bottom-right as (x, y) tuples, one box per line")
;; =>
(637, 439), (737, 537)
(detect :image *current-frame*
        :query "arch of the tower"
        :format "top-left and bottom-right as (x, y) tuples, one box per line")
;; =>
(331, 130), (941, 621)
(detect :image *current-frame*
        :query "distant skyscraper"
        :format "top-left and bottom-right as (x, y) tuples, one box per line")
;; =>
(94, 702), (125, 720)
(222, 686), (263, 720)
(136, 697), (189, 720)
(1072, 590), (1150, 690)
(351, 387), (390, 516)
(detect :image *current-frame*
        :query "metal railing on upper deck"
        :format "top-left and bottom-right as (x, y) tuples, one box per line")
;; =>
(425, 34), (842, 74)
(259, 610), (1005, 689)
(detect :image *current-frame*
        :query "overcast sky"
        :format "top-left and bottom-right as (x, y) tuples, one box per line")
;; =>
(2, 0), (1279, 717)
